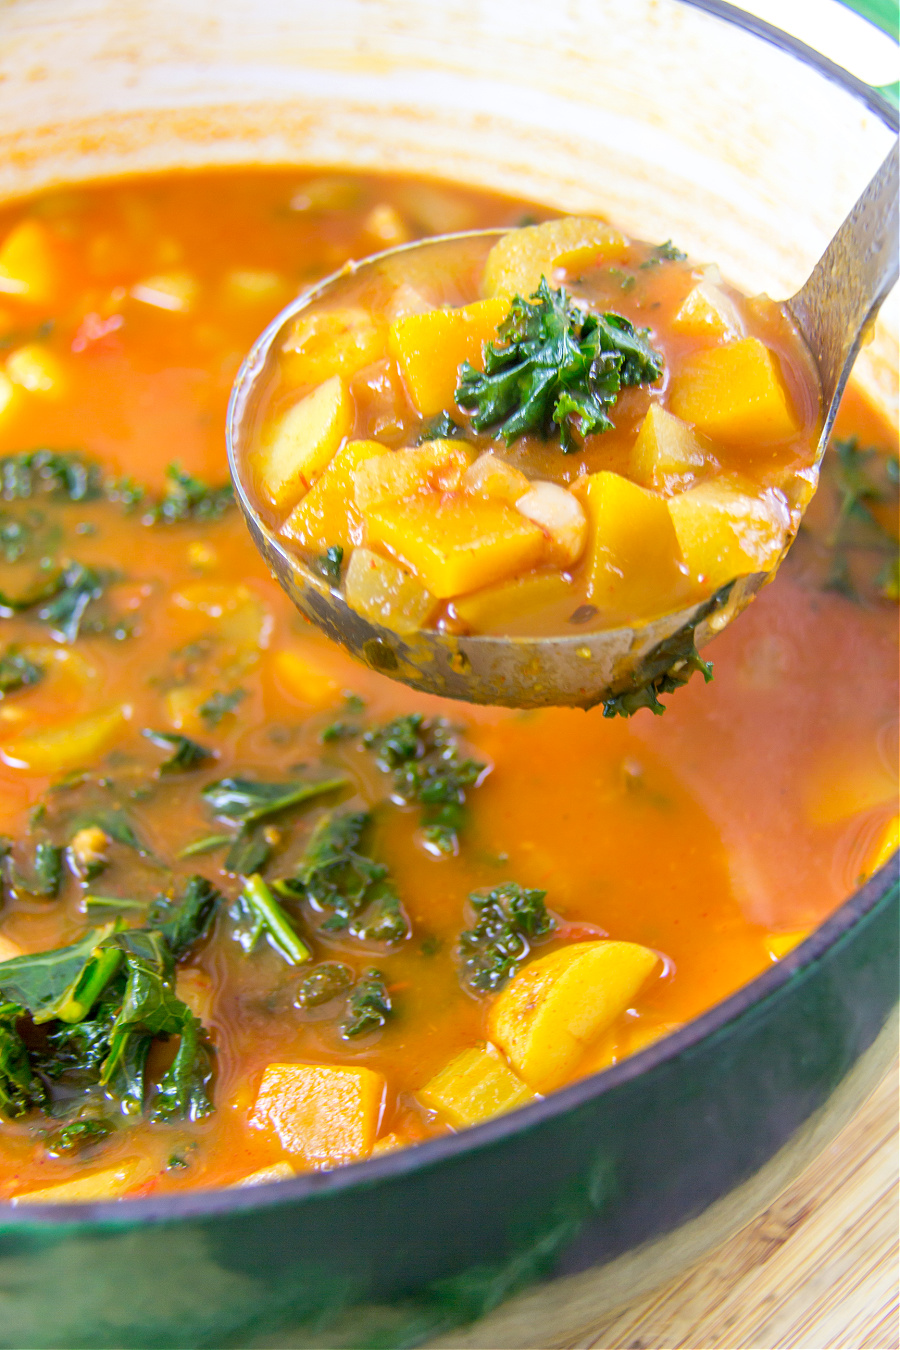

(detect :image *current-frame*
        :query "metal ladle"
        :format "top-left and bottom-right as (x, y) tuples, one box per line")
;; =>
(227, 142), (898, 710)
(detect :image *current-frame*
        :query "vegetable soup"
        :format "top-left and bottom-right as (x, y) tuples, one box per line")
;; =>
(0, 171), (894, 1201)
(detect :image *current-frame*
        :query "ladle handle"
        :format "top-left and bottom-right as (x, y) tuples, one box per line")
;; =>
(787, 138), (899, 446)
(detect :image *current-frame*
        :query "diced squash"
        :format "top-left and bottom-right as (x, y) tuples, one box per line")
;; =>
(131, 271), (199, 312)
(353, 441), (474, 512)
(669, 337), (800, 444)
(515, 481), (587, 566)
(363, 203), (411, 247)
(12, 1158), (151, 1204)
(0, 221), (60, 306)
(252, 1062), (385, 1168)
(388, 297), (508, 416)
(0, 370), (20, 426)
(221, 269), (288, 308)
(631, 404), (709, 491)
(6, 344), (67, 399)
(282, 307), (386, 387)
(231, 1161), (296, 1187)
(283, 439), (383, 552)
(256, 376), (354, 511)
(766, 930), (809, 962)
(574, 471), (687, 619)
(462, 452), (530, 504)
(418, 1046), (535, 1128)
(488, 940), (660, 1092)
(671, 283), (743, 339)
(271, 647), (342, 707)
(363, 492), (546, 599)
(1, 705), (129, 774)
(344, 546), (439, 634)
(667, 480), (790, 590)
(483, 217), (627, 299)
(371, 1132), (406, 1156)
(163, 685), (208, 733)
(171, 582), (271, 655)
(452, 569), (575, 634)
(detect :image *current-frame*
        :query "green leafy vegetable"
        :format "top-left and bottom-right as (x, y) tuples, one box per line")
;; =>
(198, 688), (247, 727)
(601, 638), (713, 719)
(68, 807), (148, 856)
(0, 1002), (43, 1116)
(201, 774), (346, 825)
(151, 1008), (213, 1122)
(35, 561), (111, 642)
(232, 873), (312, 965)
(363, 715), (486, 854)
(0, 646), (45, 696)
(146, 875), (221, 960)
(144, 463), (233, 525)
(0, 925), (120, 1025)
(0, 450), (104, 503)
(294, 962), (354, 1009)
(177, 833), (231, 859)
(458, 882), (554, 993)
(283, 811), (410, 943)
(319, 719), (361, 744)
(341, 968), (391, 1038)
(454, 279), (664, 452)
(816, 437), (900, 603)
(224, 826), (273, 877)
(415, 411), (464, 443)
(639, 239), (687, 267)
(311, 546), (343, 583)
(142, 728), (213, 774)
(44, 1117), (114, 1156)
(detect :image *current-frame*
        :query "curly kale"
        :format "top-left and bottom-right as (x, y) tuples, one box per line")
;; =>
(363, 715), (486, 854)
(458, 882), (554, 993)
(455, 279), (663, 453)
(341, 968), (392, 1039)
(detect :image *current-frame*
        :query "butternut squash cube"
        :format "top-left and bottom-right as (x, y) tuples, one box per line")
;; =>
(671, 283), (743, 339)
(6, 344), (67, 399)
(418, 1046), (535, 1128)
(271, 647), (342, 707)
(256, 375), (353, 511)
(282, 307), (386, 387)
(344, 546), (439, 634)
(1, 705), (129, 774)
(575, 471), (687, 619)
(631, 404), (709, 492)
(667, 480), (790, 590)
(669, 337), (800, 445)
(363, 492), (546, 599)
(388, 297), (508, 416)
(488, 941), (660, 1092)
(13, 1158), (150, 1204)
(765, 931), (809, 962)
(283, 439), (382, 552)
(353, 441), (474, 512)
(131, 271), (199, 313)
(231, 1162), (296, 1187)
(452, 569), (575, 635)
(252, 1062), (385, 1168)
(0, 221), (60, 306)
(462, 452), (530, 504)
(483, 218), (627, 298)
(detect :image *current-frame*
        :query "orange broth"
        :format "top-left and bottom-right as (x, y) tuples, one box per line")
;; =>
(0, 171), (894, 1200)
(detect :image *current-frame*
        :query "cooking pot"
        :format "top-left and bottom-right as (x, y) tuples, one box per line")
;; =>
(0, 2), (896, 1346)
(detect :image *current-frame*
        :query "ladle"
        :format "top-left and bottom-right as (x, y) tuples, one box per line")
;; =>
(227, 142), (898, 710)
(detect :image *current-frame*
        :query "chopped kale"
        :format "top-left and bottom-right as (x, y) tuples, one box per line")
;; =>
(146, 875), (222, 959)
(224, 826), (273, 877)
(177, 833), (231, 859)
(144, 463), (233, 525)
(67, 806), (148, 856)
(814, 437), (900, 604)
(201, 774), (346, 826)
(282, 811), (410, 943)
(415, 411), (465, 443)
(601, 641), (713, 719)
(341, 968), (392, 1038)
(454, 278), (664, 452)
(0, 646), (45, 695)
(294, 962), (354, 1009)
(310, 546), (344, 583)
(6, 840), (64, 899)
(639, 240), (687, 267)
(198, 688), (247, 728)
(44, 1117), (114, 1156)
(363, 714), (486, 854)
(142, 729), (213, 774)
(35, 561), (111, 642)
(0, 450), (104, 503)
(319, 719), (361, 744)
(0, 1001), (43, 1116)
(231, 873), (311, 965)
(458, 882), (554, 993)
(150, 1008), (213, 1122)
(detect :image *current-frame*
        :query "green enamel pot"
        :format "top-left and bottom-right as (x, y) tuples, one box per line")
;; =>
(0, 1), (896, 1346)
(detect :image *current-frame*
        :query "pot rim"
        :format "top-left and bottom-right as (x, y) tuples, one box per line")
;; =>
(2, 0), (897, 1226)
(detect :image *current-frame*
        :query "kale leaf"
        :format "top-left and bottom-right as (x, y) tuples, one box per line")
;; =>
(146, 875), (222, 960)
(817, 437), (900, 603)
(415, 411), (464, 443)
(231, 873), (312, 965)
(144, 463), (233, 525)
(0, 1001), (44, 1117)
(0, 646), (45, 696)
(35, 562), (112, 642)
(341, 968), (392, 1039)
(202, 774), (346, 825)
(601, 638), (713, 719)
(363, 714), (486, 854)
(142, 728), (213, 774)
(458, 882), (554, 993)
(310, 546), (343, 583)
(198, 688), (247, 727)
(0, 450), (104, 503)
(44, 1117), (114, 1156)
(455, 279), (664, 452)
(150, 1008), (213, 1122)
(294, 962), (354, 1009)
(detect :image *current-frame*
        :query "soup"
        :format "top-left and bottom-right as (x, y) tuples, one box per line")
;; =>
(0, 171), (895, 1201)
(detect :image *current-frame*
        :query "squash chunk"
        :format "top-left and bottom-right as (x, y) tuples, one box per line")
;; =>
(282, 307), (385, 387)
(354, 441), (473, 512)
(363, 493), (545, 599)
(671, 283), (743, 339)
(1, 705), (128, 774)
(272, 648), (342, 707)
(488, 941), (660, 1092)
(388, 297), (508, 416)
(344, 546), (439, 634)
(0, 221), (60, 306)
(257, 375), (353, 511)
(462, 452), (530, 504)
(668, 480), (790, 589)
(452, 569), (575, 634)
(669, 337), (800, 444)
(283, 439), (382, 552)
(575, 471), (686, 619)
(419, 1046), (535, 1128)
(13, 1159), (150, 1204)
(6, 344), (67, 399)
(631, 404), (709, 492)
(483, 217), (627, 298)
(252, 1063), (385, 1168)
